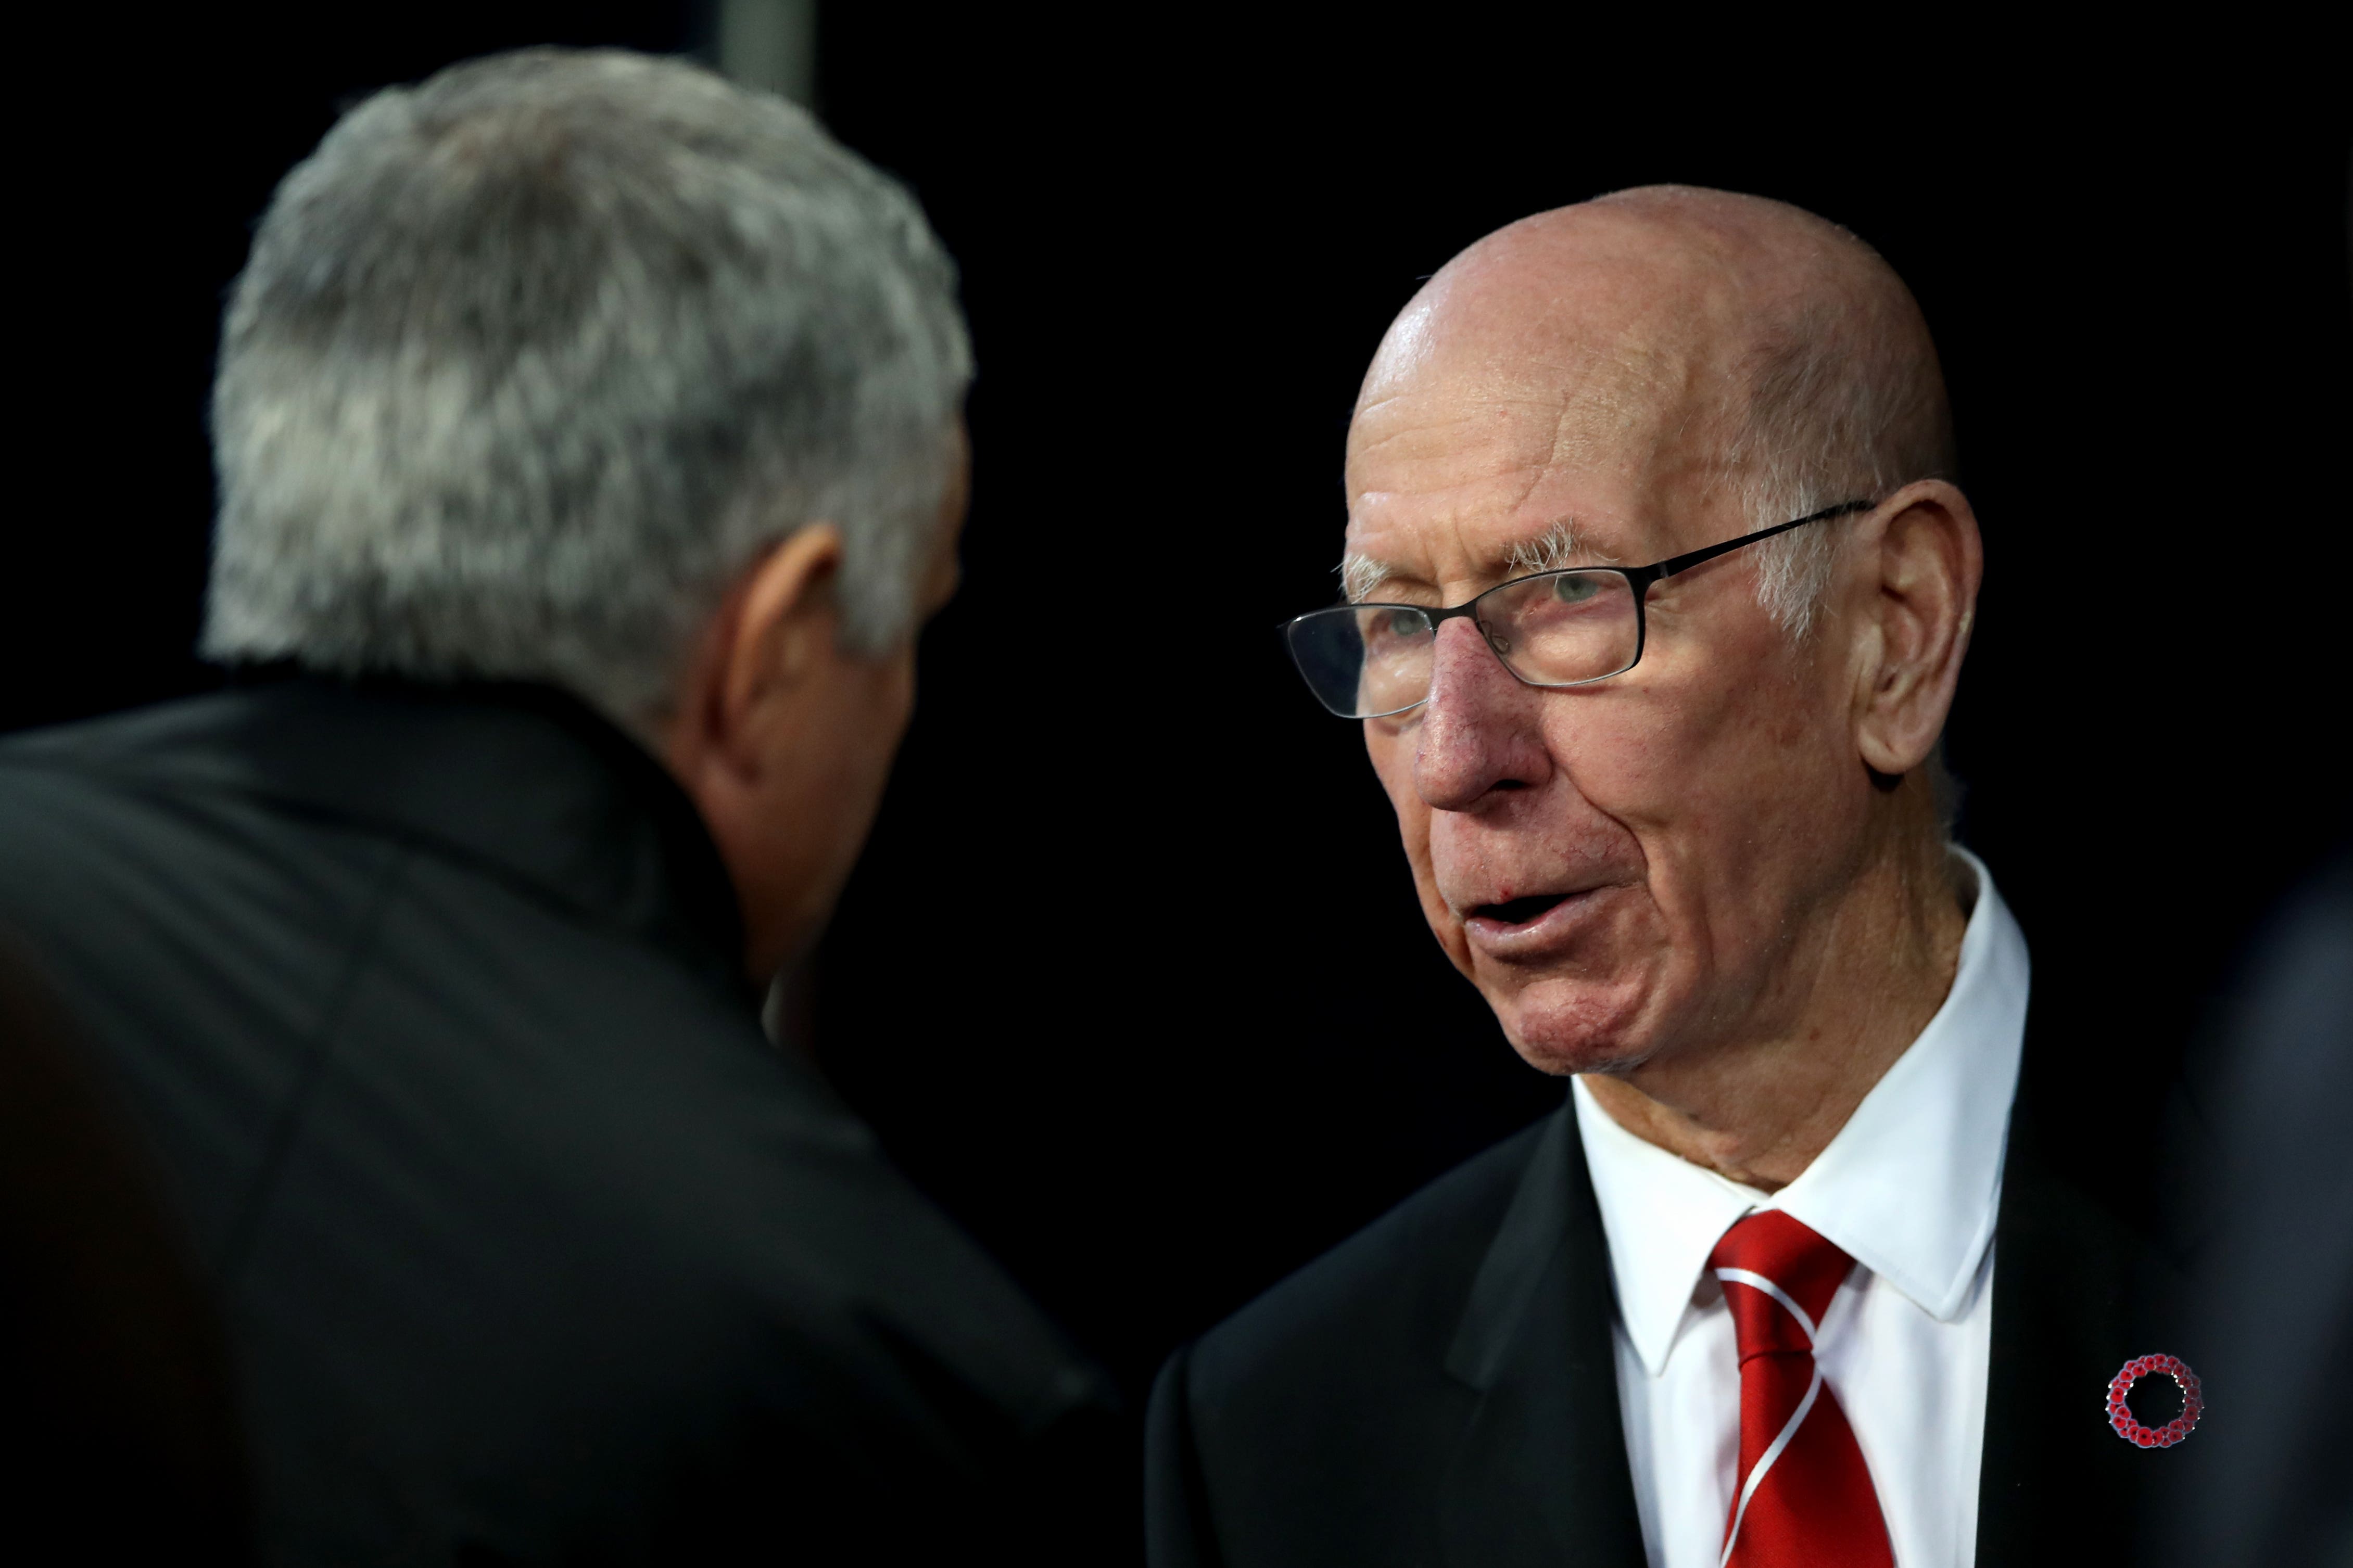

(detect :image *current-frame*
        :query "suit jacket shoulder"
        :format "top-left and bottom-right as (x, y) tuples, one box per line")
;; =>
(1189, 1114), (1548, 1410)
(1152, 1107), (1645, 1568)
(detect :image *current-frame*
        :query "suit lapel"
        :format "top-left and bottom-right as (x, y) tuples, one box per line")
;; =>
(1439, 1105), (1648, 1568)
(1976, 1019), (2188, 1562)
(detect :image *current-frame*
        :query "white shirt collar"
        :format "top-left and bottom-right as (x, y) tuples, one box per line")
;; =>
(1574, 848), (2028, 1376)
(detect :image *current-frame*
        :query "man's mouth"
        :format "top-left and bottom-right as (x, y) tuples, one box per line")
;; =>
(1471, 893), (1572, 927)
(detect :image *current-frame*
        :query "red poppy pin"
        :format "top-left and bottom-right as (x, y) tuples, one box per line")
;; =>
(2106, 1354), (2203, 1448)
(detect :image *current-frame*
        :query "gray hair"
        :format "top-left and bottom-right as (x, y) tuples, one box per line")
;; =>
(1728, 269), (1965, 826)
(203, 47), (971, 728)
(1726, 260), (1958, 640)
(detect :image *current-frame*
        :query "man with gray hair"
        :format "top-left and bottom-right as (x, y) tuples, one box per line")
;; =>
(1147, 189), (2192, 1564)
(0, 49), (1115, 1563)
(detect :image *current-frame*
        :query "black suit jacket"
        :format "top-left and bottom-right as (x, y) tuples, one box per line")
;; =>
(0, 677), (1117, 1565)
(1148, 1019), (2193, 1566)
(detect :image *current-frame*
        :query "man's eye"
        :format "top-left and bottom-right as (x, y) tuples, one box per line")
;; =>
(1554, 575), (1602, 604)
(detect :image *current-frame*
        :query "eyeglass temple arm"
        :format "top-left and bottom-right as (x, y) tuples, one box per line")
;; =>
(1648, 499), (1878, 582)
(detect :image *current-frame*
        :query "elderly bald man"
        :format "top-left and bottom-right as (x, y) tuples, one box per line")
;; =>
(1147, 189), (2187, 1566)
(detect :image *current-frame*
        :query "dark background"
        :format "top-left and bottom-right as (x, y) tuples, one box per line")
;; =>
(8, 7), (2348, 1404)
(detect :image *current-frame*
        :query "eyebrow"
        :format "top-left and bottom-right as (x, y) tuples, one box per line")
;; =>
(1337, 552), (1396, 604)
(1336, 521), (1592, 604)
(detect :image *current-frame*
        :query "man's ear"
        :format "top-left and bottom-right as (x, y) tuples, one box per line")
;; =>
(1851, 480), (1982, 776)
(721, 524), (847, 759)
(672, 524), (846, 784)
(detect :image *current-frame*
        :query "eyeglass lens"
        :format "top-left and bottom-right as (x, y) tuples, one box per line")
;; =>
(1285, 570), (1642, 718)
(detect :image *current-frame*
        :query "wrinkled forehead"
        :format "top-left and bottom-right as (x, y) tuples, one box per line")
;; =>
(1344, 240), (1750, 585)
(1353, 325), (1716, 488)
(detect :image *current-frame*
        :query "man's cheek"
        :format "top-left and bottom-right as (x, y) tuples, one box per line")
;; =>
(1550, 714), (1676, 824)
(1365, 721), (1409, 783)
(1388, 810), (1464, 960)
(1368, 741), (1423, 840)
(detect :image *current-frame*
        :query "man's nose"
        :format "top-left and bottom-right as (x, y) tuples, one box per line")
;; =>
(1413, 616), (1551, 811)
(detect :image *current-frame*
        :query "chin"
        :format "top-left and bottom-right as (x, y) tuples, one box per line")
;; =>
(1484, 972), (1659, 1078)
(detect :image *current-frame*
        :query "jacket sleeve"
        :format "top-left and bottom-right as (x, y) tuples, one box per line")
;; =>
(1145, 1344), (1225, 1568)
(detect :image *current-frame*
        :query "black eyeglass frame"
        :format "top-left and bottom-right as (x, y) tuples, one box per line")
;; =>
(1284, 498), (1879, 718)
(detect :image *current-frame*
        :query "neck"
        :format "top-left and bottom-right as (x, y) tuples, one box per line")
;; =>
(1581, 814), (1968, 1192)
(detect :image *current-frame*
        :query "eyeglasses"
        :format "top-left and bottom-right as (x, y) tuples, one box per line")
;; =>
(1282, 500), (1876, 719)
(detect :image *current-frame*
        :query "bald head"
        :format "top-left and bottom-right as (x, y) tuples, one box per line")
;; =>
(1330, 181), (1985, 1106)
(1347, 186), (1954, 630)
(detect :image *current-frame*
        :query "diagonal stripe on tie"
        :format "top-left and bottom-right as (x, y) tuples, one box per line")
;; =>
(1707, 1210), (1893, 1568)
(1717, 1363), (1822, 1568)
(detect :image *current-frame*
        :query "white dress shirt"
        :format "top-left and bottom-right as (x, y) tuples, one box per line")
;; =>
(1574, 849), (2028, 1568)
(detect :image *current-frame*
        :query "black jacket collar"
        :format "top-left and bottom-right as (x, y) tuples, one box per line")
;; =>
(1441, 1106), (1648, 1565)
(11, 673), (751, 1003)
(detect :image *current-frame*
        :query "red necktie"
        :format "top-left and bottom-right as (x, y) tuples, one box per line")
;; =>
(1706, 1210), (1893, 1568)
